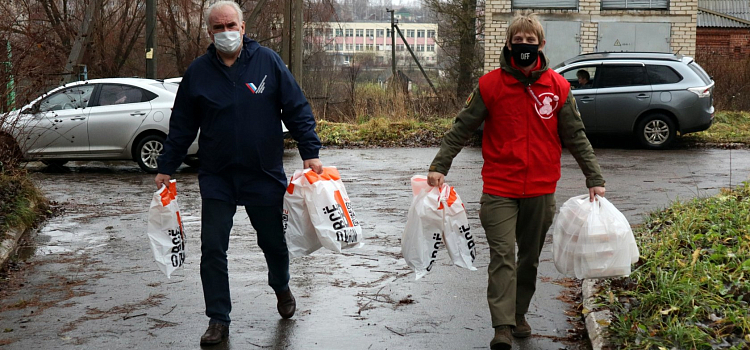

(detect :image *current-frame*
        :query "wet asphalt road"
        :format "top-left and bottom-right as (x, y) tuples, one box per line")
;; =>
(1, 146), (749, 350)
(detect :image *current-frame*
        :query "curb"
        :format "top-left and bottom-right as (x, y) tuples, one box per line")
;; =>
(582, 279), (611, 350)
(1, 198), (41, 269)
(0, 226), (27, 269)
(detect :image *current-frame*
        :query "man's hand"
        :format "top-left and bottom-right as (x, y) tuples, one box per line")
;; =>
(304, 158), (323, 174)
(155, 173), (171, 189)
(589, 186), (605, 202)
(427, 171), (445, 188)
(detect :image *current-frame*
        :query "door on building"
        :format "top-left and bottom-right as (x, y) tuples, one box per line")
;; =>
(540, 21), (581, 67)
(598, 22), (671, 53)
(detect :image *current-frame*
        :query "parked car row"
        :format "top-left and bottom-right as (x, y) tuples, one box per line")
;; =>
(1, 52), (715, 173)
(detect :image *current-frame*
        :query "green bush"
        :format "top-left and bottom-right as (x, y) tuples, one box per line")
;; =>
(601, 182), (750, 349)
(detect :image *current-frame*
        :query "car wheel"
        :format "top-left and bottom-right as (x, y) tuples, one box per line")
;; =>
(636, 114), (676, 149)
(136, 135), (164, 173)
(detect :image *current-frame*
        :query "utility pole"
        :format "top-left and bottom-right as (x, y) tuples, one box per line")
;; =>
(146, 0), (157, 79)
(281, 0), (303, 78)
(281, 0), (292, 65)
(292, 0), (302, 78)
(393, 24), (437, 95)
(387, 8), (395, 79)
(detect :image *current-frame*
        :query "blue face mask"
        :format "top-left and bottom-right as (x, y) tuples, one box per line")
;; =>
(510, 43), (539, 67)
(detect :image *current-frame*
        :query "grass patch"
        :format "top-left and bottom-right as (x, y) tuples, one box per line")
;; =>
(0, 171), (47, 232)
(289, 117), (457, 147)
(599, 182), (750, 349)
(682, 111), (750, 145)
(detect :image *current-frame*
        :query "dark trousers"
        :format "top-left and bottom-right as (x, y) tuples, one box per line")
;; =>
(479, 193), (556, 327)
(200, 198), (290, 326)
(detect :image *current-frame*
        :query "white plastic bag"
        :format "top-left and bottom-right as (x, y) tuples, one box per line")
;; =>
(552, 195), (639, 279)
(283, 170), (322, 258)
(147, 180), (186, 278)
(402, 175), (477, 280)
(283, 167), (363, 255)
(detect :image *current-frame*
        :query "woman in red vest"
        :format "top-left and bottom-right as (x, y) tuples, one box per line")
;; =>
(427, 11), (606, 350)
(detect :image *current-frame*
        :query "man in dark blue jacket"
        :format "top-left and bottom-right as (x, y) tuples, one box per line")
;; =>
(154, 1), (323, 345)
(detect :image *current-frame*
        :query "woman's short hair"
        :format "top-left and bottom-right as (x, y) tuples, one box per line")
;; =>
(505, 11), (544, 44)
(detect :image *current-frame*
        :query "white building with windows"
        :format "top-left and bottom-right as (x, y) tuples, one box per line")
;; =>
(484, 0), (698, 70)
(305, 22), (439, 66)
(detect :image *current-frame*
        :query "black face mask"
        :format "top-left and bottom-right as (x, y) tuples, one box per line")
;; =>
(510, 43), (539, 67)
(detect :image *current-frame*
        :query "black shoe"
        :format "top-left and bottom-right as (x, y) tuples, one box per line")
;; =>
(200, 323), (229, 346)
(276, 288), (296, 319)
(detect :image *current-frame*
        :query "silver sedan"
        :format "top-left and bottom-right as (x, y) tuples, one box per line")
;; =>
(1, 78), (198, 173)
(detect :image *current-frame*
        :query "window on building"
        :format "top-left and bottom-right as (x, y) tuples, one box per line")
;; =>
(326, 29), (333, 38)
(356, 44), (363, 51)
(397, 44), (405, 51)
(366, 29), (374, 38)
(366, 44), (374, 51)
(512, 0), (577, 9)
(386, 29), (392, 37)
(304, 42), (313, 50)
(346, 44), (353, 51)
(325, 44), (333, 50)
(345, 29), (353, 37)
(377, 29), (384, 37)
(336, 44), (343, 51)
(356, 29), (364, 37)
(416, 44), (424, 52)
(406, 30), (415, 37)
(427, 30), (436, 38)
(601, 0), (668, 9)
(427, 44), (435, 52)
(417, 30), (425, 38)
(336, 28), (343, 37)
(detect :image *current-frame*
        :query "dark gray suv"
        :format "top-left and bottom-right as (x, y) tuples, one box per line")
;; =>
(554, 52), (715, 149)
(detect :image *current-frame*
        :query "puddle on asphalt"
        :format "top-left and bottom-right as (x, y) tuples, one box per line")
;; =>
(30, 214), (109, 255)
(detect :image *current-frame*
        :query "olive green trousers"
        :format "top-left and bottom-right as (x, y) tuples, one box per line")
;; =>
(479, 192), (556, 327)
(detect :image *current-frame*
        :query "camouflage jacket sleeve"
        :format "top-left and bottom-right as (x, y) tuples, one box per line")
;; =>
(558, 89), (606, 188)
(429, 87), (488, 175)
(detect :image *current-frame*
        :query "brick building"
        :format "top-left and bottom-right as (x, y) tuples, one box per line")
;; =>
(482, 0), (698, 71)
(697, 0), (750, 59)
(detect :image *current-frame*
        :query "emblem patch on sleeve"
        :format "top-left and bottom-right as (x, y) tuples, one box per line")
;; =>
(465, 92), (474, 108)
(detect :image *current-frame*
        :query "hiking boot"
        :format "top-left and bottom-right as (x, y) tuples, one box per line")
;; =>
(490, 325), (512, 350)
(512, 313), (532, 338)
(276, 288), (296, 319)
(200, 323), (229, 345)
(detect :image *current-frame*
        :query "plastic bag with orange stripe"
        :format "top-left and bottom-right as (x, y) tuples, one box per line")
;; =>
(402, 175), (477, 280)
(283, 167), (363, 256)
(147, 180), (186, 278)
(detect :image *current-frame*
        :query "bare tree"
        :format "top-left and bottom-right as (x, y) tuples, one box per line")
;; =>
(423, 0), (484, 100)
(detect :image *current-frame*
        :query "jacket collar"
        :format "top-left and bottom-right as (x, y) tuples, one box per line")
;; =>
(500, 45), (550, 86)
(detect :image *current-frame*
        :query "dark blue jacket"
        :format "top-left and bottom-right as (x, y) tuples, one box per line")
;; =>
(158, 37), (321, 206)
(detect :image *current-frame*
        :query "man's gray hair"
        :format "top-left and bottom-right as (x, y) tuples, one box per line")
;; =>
(205, 1), (244, 29)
